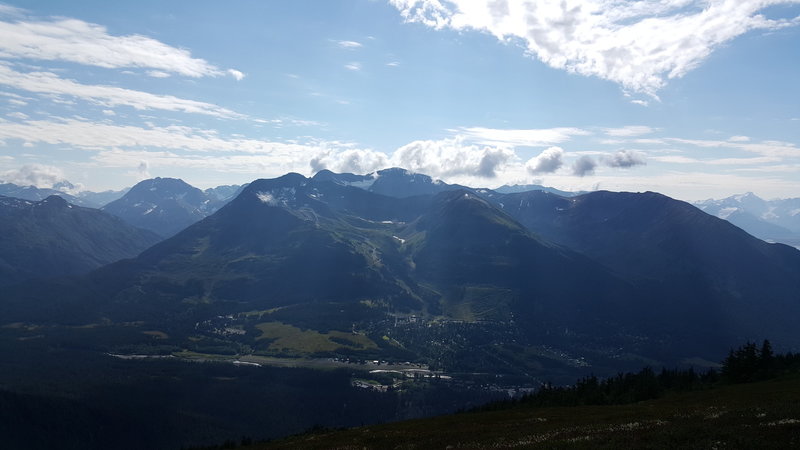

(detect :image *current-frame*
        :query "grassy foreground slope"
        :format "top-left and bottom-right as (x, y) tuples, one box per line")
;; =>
(253, 375), (800, 449)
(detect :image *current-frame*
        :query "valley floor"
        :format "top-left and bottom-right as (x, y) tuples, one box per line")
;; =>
(250, 375), (800, 449)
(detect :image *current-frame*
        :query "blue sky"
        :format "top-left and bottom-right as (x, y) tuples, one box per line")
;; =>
(0, 0), (798, 200)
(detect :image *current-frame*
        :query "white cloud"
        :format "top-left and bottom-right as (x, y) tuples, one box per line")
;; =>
(227, 69), (245, 81)
(0, 117), (317, 154)
(311, 148), (389, 174)
(392, 136), (515, 178)
(631, 138), (666, 145)
(667, 137), (800, 158)
(256, 191), (277, 205)
(344, 62), (362, 71)
(526, 146), (564, 174)
(728, 135), (750, 142)
(90, 148), (323, 179)
(6, 111), (28, 120)
(22, 121), (517, 180)
(0, 16), (242, 78)
(390, 0), (800, 96)
(0, 4), (26, 17)
(708, 156), (782, 165)
(336, 40), (363, 49)
(651, 155), (700, 164)
(734, 164), (800, 173)
(605, 149), (646, 168)
(0, 163), (69, 188)
(604, 126), (656, 137)
(0, 117), (376, 182)
(653, 154), (781, 166)
(572, 155), (597, 177)
(146, 70), (171, 78)
(0, 64), (245, 118)
(456, 126), (590, 147)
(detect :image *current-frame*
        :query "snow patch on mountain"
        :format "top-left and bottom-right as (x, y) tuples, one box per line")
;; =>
(717, 207), (738, 220)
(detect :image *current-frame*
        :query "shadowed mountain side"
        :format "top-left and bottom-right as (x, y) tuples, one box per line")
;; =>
(1, 175), (428, 326)
(0, 195), (161, 286)
(498, 190), (800, 348)
(402, 190), (658, 348)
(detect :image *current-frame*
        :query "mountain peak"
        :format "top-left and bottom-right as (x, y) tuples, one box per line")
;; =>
(136, 177), (191, 190)
(369, 168), (456, 198)
(39, 195), (70, 208)
(243, 173), (308, 194)
(376, 167), (411, 176)
(733, 192), (763, 202)
(102, 177), (227, 237)
(311, 169), (336, 180)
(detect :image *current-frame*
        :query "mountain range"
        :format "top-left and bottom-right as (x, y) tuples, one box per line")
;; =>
(8, 172), (794, 250)
(695, 193), (800, 248)
(101, 177), (242, 238)
(0, 195), (161, 286)
(0, 181), (128, 208)
(0, 178), (244, 229)
(2, 169), (799, 376)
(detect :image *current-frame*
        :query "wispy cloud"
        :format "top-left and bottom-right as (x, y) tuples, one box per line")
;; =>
(455, 126), (590, 147)
(651, 155), (700, 164)
(604, 126), (656, 137)
(667, 137), (800, 158)
(0, 117), (319, 154)
(728, 135), (750, 142)
(0, 117), (366, 179)
(0, 63), (245, 118)
(336, 40), (363, 49)
(344, 62), (362, 71)
(651, 154), (781, 165)
(0, 15), (241, 78)
(390, 0), (800, 97)
(6, 111), (28, 120)
(0, 4), (25, 18)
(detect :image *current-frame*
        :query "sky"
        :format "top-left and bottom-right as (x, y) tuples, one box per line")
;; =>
(0, 0), (798, 201)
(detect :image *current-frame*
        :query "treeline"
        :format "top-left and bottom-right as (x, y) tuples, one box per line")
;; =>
(721, 339), (800, 383)
(477, 340), (800, 412)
